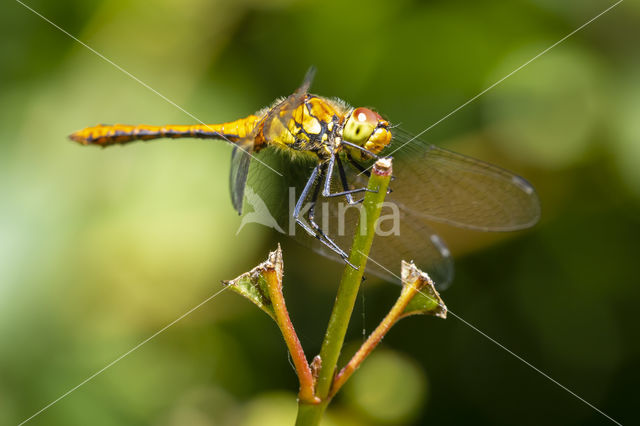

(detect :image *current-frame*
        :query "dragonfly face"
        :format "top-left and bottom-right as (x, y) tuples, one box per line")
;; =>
(342, 107), (392, 160)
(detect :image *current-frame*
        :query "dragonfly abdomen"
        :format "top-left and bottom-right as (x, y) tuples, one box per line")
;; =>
(69, 116), (260, 147)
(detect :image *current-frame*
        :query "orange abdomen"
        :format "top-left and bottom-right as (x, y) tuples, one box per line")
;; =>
(69, 116), (260, 147)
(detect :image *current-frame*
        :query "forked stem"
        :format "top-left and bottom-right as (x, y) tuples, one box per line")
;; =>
(295, 158), (393, 425)
(330, 265), (445, 396)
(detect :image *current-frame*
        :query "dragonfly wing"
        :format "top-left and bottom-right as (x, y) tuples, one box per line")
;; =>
(229, 143), (253, 214)
(295, 66), (316, 97)
(389, 140), (541, 231)
(371, 208), (454, 288)
(243, 146), (316, 232)
(261, 67), (316, 143)
(242, 67), (317, 214)
(239, 147), (454, 288)
(311, 202), (455, 288)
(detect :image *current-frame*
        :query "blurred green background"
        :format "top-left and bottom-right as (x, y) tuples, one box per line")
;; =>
(2, 0), (639, 425)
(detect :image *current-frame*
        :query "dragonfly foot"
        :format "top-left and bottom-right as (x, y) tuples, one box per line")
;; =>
(343, 257), (358, 271)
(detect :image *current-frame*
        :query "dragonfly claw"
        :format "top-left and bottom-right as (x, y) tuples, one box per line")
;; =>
(343, 258), (359, 271)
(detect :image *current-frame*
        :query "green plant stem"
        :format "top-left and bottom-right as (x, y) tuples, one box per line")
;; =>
(295, 401), (329, 426)
(295, 158), (393, 425)
(330, 272), (422, 396)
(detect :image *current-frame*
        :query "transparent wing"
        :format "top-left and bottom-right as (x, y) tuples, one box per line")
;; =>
(261, 67), (316, 143)
(311, 201), (455, 288)
(239, 135), (539, 288)
(229, 143), (252, 214)
(241, 147), (454, 288)
(385, 134), (541, 231)
(229, 67), (316, 214)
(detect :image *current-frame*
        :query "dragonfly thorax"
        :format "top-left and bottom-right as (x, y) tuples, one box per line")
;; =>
(266, 95), (342, 159)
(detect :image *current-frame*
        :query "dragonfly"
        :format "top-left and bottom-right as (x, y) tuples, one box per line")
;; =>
(70, 68), (540, 288)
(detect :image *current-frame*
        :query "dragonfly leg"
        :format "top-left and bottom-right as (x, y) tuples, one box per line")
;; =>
(293, 164), (358, 270)
(335, 155), (366, 204)
(347, 153), (371, 177)
(341, 142), (395, 184)
(322, 154), (371, 203)
(293, 168), (325, 238)
(294, 163), (321, 219)
(308, 179), (358, 269)
(347, 153), (394, 192)
(341, 140), (380, 160)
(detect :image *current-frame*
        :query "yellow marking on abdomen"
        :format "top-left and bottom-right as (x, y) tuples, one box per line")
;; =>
(69, 116), (260, 147)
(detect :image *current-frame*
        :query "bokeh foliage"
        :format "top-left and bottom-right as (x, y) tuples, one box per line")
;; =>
(2, 0), (639, 425)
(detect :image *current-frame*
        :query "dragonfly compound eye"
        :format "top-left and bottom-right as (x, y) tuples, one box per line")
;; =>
(343, 107), (379, 146)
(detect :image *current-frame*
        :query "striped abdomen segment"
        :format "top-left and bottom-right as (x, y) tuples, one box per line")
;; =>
(69, 116), (260, 147)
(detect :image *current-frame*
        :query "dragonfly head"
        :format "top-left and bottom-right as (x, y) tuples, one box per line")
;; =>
(343, 107), (392, 160)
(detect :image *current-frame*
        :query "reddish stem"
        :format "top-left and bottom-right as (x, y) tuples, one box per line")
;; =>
(265, 269), (319, 404)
